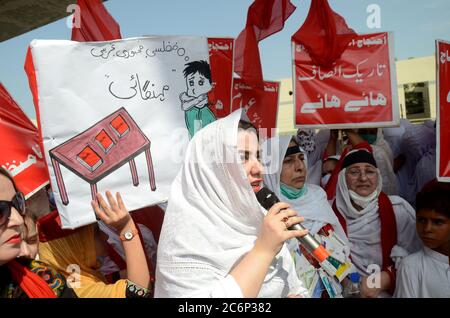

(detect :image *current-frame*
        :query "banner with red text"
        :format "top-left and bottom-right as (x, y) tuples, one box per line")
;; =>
(0, 83), (49, 198)
(292, 32), (399, 129)
(232, 79), (279, 138)
(436, 39), (450, 182)
(208, 37), (234, 118)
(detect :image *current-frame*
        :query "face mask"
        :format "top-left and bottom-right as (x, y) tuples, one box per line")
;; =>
(280, 182), (307, 200)
(321, 173), (331, 188)
(348, 189), (378, 209)
(360, 134), (377, 145)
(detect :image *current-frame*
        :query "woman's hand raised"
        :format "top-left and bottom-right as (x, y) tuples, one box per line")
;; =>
(91, 191), (132, 233)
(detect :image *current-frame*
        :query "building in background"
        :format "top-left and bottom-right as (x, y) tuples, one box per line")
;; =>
(396, 56), (435, 122)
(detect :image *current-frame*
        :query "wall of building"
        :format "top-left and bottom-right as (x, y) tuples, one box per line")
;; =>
(396, 56), (436, 121)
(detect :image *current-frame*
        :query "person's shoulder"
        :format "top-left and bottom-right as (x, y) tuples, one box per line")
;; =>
(398, 249), (425, 272)
(28, 259), (75, 297)
(388, 195), (413, 208)
(307, 184), (331, 204)
(308, 184), (327, 197)
(388, 195), (416, 217)
(402, 249), (424, 263)
(28, 259), (65, 281)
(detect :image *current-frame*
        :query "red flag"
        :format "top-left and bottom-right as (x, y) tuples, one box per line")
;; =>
(207, 38), (235, 119)
(0, 83), (49, 198)
(292, 0), (356, 68)
(71, 0), (121, 41)
(235, 0), (296, 84)
(231, 79), (280, 138)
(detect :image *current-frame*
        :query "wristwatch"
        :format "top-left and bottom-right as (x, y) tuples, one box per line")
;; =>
(119, 228), (139, 241)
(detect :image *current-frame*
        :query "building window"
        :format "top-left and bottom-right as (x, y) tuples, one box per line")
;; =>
(404, 82), (430, 119)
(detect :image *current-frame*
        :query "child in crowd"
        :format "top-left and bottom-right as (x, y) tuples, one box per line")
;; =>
(395, 181), (450, 298)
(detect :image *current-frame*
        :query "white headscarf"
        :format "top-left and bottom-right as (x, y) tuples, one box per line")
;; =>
(155, 110), (304, 298)
(262, 135), (348, 242)
(335, 166), (385, 274)
(335, 166), (421, 280)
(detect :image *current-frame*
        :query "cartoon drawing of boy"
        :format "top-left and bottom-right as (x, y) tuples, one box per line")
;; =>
(179, 60), (216, 137)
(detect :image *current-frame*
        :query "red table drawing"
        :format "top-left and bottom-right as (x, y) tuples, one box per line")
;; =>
(50, 107), (156, 205)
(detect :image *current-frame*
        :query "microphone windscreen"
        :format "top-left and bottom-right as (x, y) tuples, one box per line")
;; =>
(256, 187), (280, 210)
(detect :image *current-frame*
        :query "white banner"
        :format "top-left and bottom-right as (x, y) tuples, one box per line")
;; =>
(28, 36), (211, 228)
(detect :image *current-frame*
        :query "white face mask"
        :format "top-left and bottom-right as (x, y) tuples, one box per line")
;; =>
(348, 189), (378, 209)
(321, 173), (331, 188)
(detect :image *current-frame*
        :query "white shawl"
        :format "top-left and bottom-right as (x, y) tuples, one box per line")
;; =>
(262, 136), (348, 242)
(335, 169), (421, 277)
(155, 110), (305, 298)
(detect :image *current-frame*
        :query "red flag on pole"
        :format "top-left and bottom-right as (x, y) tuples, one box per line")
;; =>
(292, 0), (356, 68)
(0, 83), (49, 198)
(71, 0), (122, 42)
(234, 0), (296, 84)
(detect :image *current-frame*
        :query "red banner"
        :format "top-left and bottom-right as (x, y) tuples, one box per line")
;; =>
(437, 40), (450, 182)
(0, 83), (49, 198)
(207, 37), (234, 118)
(232, 79), (279, 138)
(292, 32), (399, 129)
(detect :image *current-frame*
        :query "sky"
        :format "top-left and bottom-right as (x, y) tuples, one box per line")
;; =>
(1, 0), (449, 119)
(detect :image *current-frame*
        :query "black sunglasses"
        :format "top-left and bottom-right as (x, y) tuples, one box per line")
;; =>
(0, 192), (26, 226)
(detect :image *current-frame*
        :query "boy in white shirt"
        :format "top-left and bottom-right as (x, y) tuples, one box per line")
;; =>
(395, 181), (450, 298)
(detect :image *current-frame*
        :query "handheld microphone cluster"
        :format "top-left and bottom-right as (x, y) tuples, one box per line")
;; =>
(256, 187), (350, 282)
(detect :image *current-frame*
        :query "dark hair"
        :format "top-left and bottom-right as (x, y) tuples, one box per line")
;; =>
(1, 166), (29, 238)
(238, 120), (257, 131)
(0, 167), (18, 192)
(416, 179), (450, 218)
(290, 136), (300, 147)
(238, 120), (258, 140)
(183, 60), (212, 83)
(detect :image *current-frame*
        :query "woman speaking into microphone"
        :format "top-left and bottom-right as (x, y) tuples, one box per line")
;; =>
(155, 109), (309, 298)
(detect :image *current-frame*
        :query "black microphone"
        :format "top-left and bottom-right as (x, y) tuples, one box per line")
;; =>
(255, 187), (324, 256)
(256, 187), (351, 280)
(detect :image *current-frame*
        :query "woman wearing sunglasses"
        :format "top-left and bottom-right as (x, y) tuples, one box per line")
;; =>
(0, 167), (76, 298)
